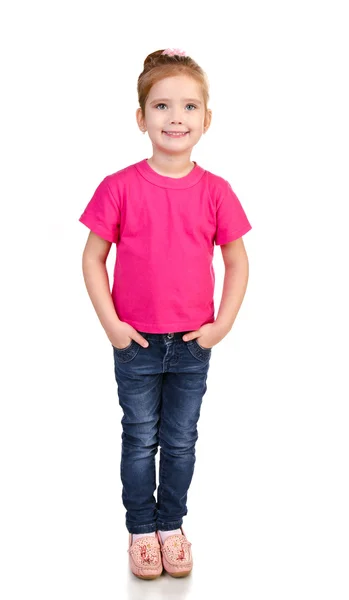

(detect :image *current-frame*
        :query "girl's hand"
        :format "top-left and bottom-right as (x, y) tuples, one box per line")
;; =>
(182, 322), (229, 349)
(108, 321), (149, 349)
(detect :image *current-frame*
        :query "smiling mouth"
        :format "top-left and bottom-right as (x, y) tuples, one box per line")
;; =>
(162, 131), (189, 137)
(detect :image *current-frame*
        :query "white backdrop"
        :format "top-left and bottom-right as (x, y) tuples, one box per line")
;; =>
(1, 1), (348, 598)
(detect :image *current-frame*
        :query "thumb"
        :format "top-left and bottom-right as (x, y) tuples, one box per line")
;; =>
(135, 333), (149, 348)
(182, 333), (195, 342)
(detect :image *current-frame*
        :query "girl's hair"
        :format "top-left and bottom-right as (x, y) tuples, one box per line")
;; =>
(137, 49), (210, 116)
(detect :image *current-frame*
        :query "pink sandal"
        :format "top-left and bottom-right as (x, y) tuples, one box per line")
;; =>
(128, 534), (163, 580)
(157, 527), (193, 577)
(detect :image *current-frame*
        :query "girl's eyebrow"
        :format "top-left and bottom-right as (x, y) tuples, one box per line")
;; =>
(150, 98), (202, 105)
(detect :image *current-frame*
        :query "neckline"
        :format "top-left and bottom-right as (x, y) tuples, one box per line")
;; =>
(134, 158), (205, 189)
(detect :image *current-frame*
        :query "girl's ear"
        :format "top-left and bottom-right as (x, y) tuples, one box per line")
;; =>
(136, 108), (146, 132)
(204, 109), (212, 133)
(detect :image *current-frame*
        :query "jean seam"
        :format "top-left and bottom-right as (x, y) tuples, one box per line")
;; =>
(156, 520), (183, 530)
(127, 522), (157, 534)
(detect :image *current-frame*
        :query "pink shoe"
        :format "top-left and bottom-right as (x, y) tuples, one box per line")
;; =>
(128, 533), (163, 580)
(157, 527), (193, 577)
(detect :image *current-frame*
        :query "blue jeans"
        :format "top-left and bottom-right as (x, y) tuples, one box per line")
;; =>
(112, 330), (212, 534)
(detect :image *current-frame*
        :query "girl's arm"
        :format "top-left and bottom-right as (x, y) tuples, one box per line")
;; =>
(81, 231), (149, 349)
(81, 231), (121, 338)
(215, 237), (250, 332)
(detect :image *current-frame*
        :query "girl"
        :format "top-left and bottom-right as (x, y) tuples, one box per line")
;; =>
(79, 48), (252, 579)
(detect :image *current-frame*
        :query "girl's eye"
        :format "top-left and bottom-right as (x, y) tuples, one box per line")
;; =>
(154, 103), (197, 110)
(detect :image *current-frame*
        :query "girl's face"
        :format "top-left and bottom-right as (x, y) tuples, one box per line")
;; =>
(137, 75), (211, 157)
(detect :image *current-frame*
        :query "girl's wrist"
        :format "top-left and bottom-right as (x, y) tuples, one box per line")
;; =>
(213, 320), (232, 335)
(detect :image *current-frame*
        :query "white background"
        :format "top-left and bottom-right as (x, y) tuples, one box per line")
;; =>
(1, 1), (348, 598)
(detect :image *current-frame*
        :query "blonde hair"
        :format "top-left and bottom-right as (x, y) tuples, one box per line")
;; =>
(137, 49), (210, 116)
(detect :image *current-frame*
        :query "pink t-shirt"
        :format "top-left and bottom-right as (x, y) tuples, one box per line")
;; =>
(79, 158), (252, 333)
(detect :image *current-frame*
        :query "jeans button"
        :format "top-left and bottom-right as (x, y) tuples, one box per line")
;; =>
(167, 333), (174, 338)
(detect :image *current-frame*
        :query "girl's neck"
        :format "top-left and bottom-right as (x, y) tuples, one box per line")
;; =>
(147, 153), (195, 178)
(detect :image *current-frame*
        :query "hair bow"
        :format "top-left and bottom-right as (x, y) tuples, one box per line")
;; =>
(161, 48), (187, 57)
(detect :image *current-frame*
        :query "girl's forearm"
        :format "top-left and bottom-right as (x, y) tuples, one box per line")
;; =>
(82, 257), (120, 337)
(215, 258), (249, 332)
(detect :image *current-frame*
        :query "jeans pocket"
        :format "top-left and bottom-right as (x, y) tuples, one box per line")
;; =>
(112, 339), (140, 363)
(187, 339), (212, 362)
(195, 339), (213, 351)
(112, 339), (133, 351)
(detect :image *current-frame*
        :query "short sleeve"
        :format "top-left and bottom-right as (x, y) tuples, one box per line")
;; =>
(79, 177), (121, 244)
(215, 180), (252, 245)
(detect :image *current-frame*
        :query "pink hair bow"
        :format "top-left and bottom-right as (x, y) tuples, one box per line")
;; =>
(161, 48), (187, 57)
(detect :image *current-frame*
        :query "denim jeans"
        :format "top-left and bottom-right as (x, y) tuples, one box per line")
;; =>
(112, 330), (212, 534)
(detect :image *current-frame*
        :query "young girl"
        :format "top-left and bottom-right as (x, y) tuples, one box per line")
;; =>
(79, 48), (252, 580)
